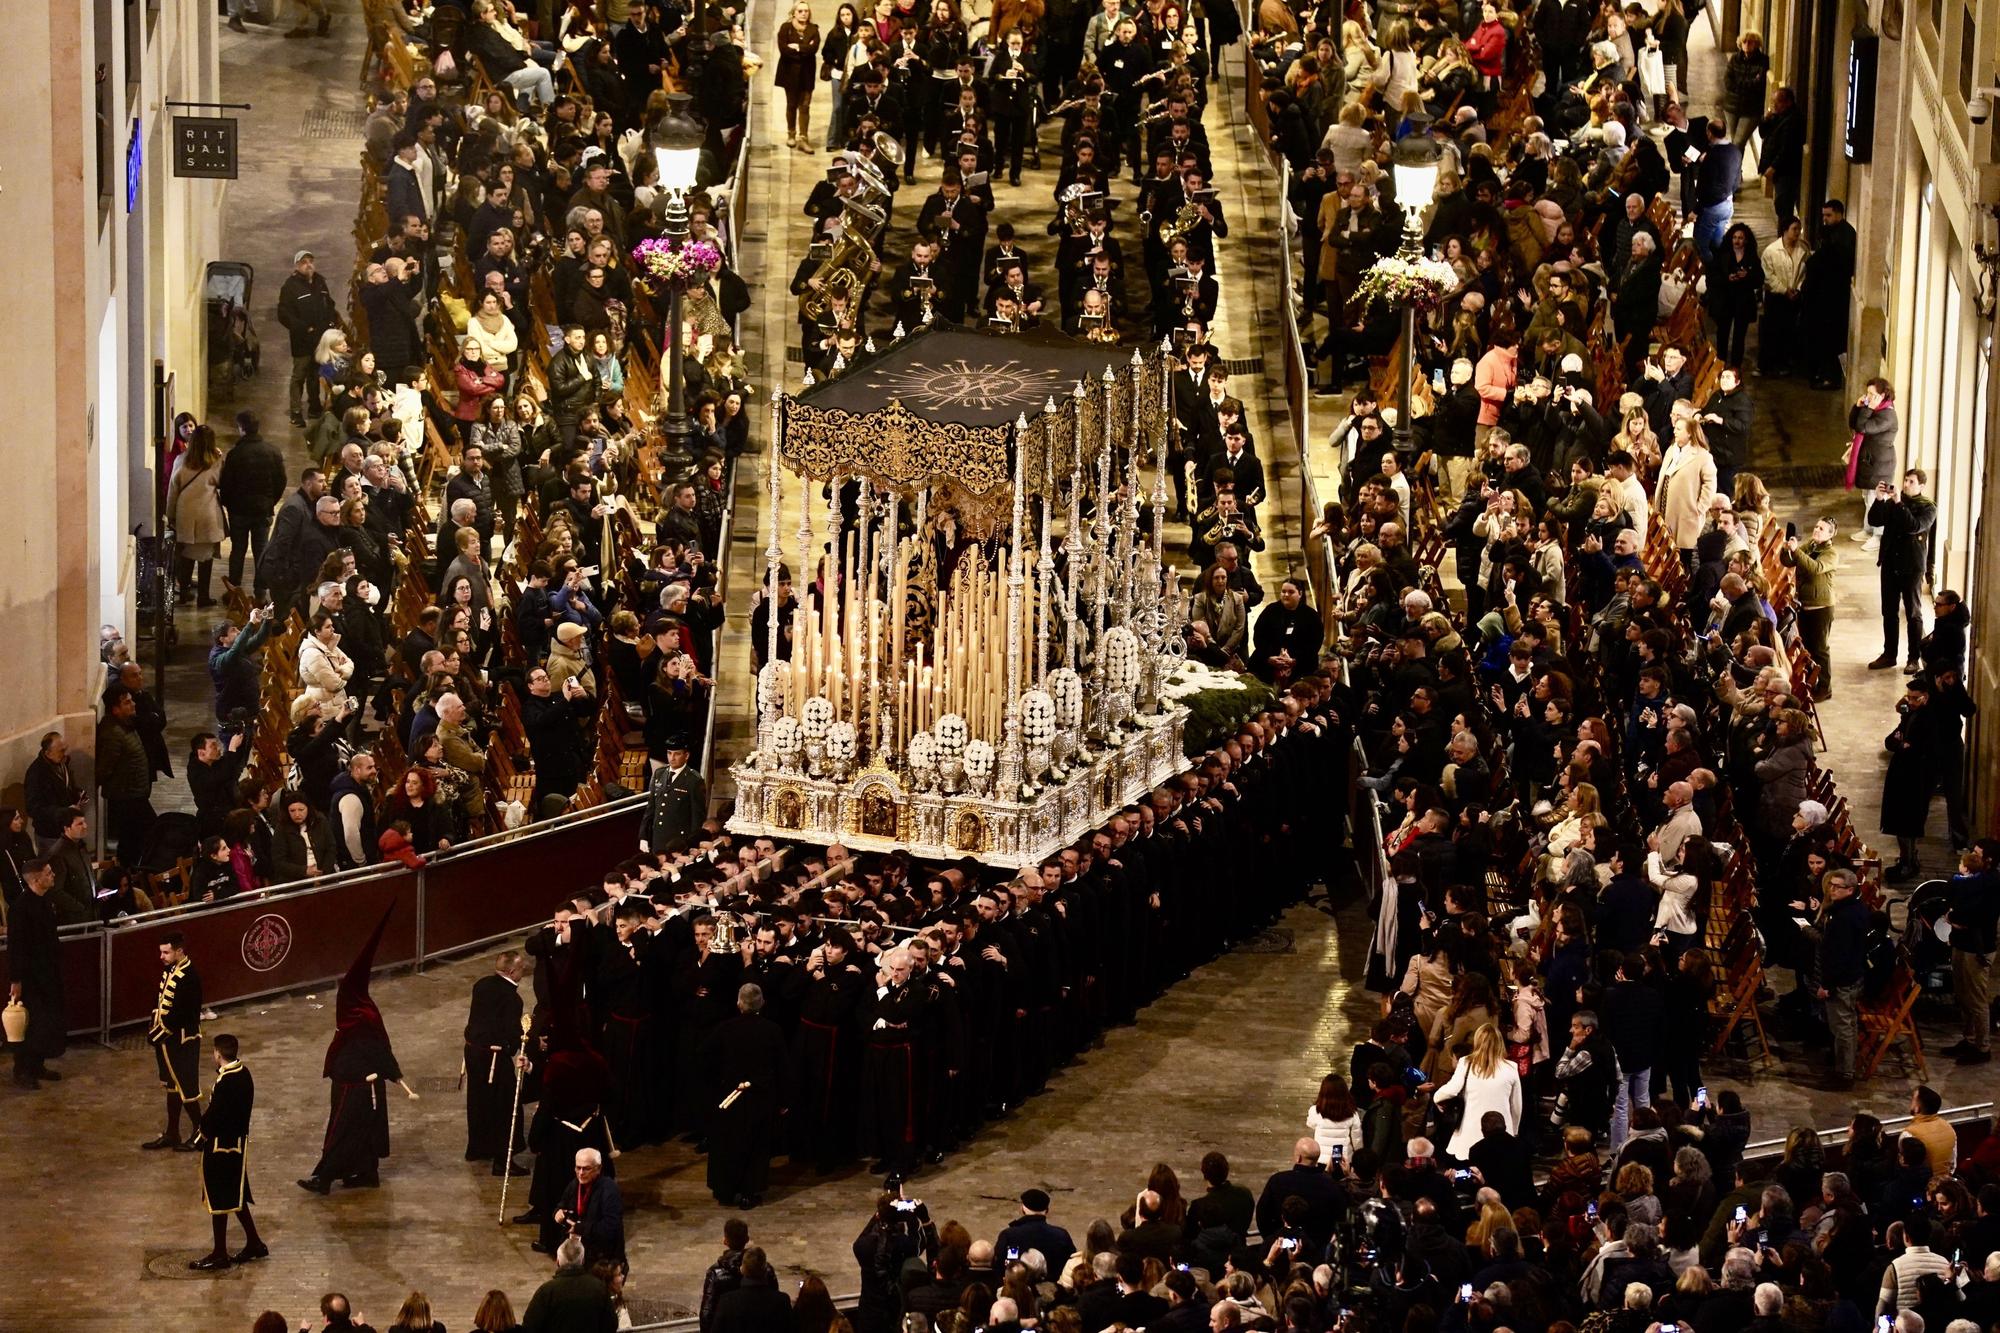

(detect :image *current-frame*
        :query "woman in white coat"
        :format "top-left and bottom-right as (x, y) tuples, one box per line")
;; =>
(296, 611), (356, 720)
(1432, 1022), (1522, 1161)
(1305, 1073), (1365, 1165)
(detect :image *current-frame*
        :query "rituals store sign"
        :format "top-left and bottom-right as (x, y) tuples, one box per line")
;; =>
(172, 115), (238, 179)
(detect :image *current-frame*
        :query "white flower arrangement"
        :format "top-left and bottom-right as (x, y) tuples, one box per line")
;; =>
(1019, 689), (1057, 745)
(907, 730), (937, 770)
(757, 661), (792, 715)
(1352, 254), (1458, 316)
(1161, 659), (1251, 702)
(827, 720), (857, 760)
(935, 713), (968, 755)
(1046, 668), (1085, 728)
(801, 696), (834, 741)
(963, 739), (996, 792)
(771, 715), (803, 764)
(1102, 626), (1142, 693)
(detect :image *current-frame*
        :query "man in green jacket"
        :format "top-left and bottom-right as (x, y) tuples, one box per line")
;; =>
(97, 687), (157, 865)
(1779, 516), (1840, 700)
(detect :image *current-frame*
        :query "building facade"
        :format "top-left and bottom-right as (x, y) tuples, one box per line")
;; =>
(0, 0), (225, 784)
(1869, 0), (2000, 824)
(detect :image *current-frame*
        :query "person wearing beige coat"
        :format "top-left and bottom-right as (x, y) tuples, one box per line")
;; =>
(1655, 433), (1716, 562)
(296, 615), (356, 720)
(436, 693), (489, 818)
(167, 434), (230, 607)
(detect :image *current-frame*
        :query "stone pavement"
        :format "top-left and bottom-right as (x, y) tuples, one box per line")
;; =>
(0, 897), (1380, 1331)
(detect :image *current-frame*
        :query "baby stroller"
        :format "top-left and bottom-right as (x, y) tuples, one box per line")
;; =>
(1903, 878), (1956, 999)
(205, 260), (260, 389)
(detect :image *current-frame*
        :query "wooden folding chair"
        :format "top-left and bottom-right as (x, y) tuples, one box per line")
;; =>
(1708, 933), (1777, 1066)
(1858, 964), (1928, 1080)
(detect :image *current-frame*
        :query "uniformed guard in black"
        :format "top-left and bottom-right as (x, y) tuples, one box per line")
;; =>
(188, 1033), (267, 1271)
(142, 932), (205, 1152)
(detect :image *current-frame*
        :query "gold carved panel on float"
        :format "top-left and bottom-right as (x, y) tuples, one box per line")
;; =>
(950, 809), (990, 854)
(852, 780), (906, 841)
(771, 786), (808, 831)
(781, 397), (1011, 496)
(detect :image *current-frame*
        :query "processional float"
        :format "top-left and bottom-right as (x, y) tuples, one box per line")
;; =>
(728, 325), (1192, 865)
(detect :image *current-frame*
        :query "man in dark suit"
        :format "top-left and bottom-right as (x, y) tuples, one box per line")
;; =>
(555, 1146), (625, 1267)
(1255, 1138), (1348, 1253)
(996, 1187), (1076, 1277)
(642, 737), (706, 855)
(916, 172), (987, 319)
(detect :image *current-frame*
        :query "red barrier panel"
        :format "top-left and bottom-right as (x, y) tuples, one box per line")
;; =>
(420, 804), (646, 957)
(0, 930), (106, 1039)
(103, 872), (420, 1030)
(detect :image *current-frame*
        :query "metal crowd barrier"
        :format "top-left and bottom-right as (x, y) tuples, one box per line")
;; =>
(0, 795), (647, 1043)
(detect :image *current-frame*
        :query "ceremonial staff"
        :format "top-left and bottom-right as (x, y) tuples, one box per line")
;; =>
(496, 1009), (532, 1225)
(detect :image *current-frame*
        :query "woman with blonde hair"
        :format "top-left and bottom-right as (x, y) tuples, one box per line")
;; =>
(1341, 18), (1381, 87)
(1370, 22), (1419, 115)
(387, 1291), (444, 1332)
(1732, 472), (1775, 551)
(1432, 1021), (1522, 1159)
(1465, 1192), (1512, 1248)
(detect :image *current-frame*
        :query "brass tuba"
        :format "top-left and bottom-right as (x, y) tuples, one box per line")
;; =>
(1157, 200), (1201, 246)
(872, 130), (905, 169)
(800, 198), (885, 325)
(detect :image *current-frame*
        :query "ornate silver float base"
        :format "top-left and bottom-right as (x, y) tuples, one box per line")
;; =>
(728, 708), (1188, 866)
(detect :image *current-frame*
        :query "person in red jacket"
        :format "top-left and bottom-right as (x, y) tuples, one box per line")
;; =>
(452, 341), (508, 446)
(1467, 4), (1508, 91)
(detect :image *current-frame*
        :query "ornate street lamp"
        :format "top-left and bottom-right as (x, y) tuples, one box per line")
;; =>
(653, 94), (705, 456)
(1388, 134), (1440, 456)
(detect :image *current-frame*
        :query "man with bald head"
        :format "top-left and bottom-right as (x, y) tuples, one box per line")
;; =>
(1655, 781), (1701, 866)
(1254, 1136), (1346, 1255)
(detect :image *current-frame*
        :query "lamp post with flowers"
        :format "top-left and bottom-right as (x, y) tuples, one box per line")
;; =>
(638, 95), (710, 456)
(1373, 133), (1445, 456)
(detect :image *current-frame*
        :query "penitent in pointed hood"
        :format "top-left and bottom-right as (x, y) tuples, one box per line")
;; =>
(324, 902), (396, 1078)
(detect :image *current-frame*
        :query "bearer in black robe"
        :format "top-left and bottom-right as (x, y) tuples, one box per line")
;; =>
(861, 947), (924, 1179)
(5, 858), (65, 1089)
(299, 905), (415, 1194)
(596, 902), (655, 1150)
(189, 1033), (266, 1270)
(670, 913), (743, 1136)
(791, 926), (867, 1172)
(700, 981), (791, 1208)
(464, 950), (529, 1175)
(142, 931), (206, 1151)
